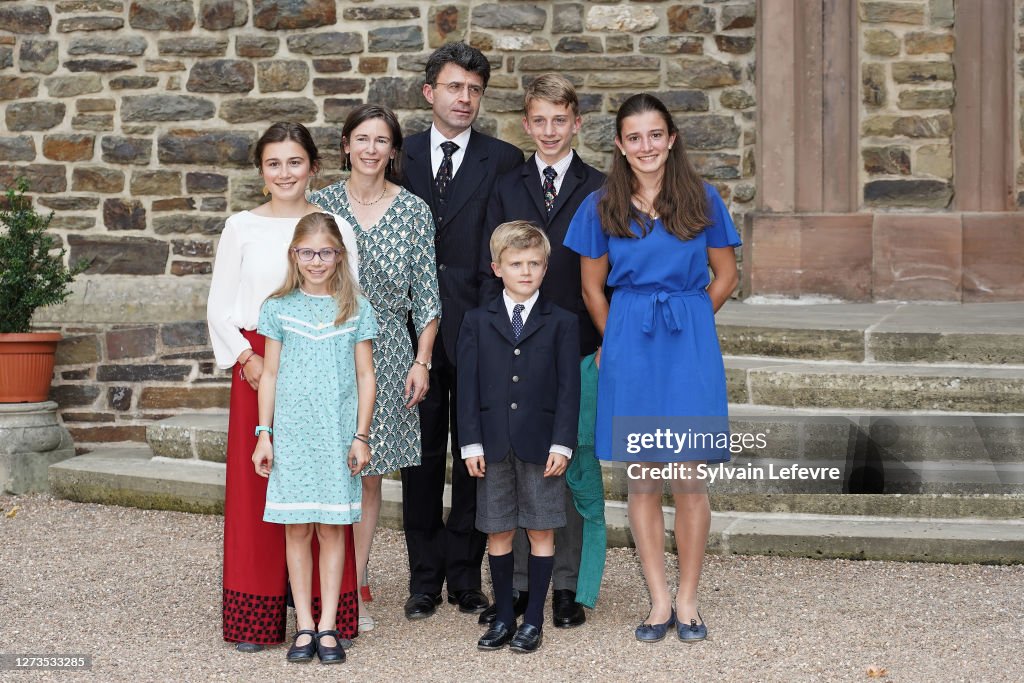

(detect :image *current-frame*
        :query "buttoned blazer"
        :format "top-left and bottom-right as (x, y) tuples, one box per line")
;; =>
(456, 294), (581, 465)
(402, 128), (524, 362)
(479, 152), (606, 357)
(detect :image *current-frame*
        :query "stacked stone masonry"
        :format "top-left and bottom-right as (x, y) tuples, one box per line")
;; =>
(1018, 0), (1024, 207)
(50, 320), (223, 446)
(0, 1), (757, 446)
(1, 0), (757, 281)
(860, 0), (955, 209)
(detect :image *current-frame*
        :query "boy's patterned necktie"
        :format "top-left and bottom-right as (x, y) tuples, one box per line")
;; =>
(435, 141), (459, 197)
(512, 303), (525, 341)
(542, 166), (557, 213)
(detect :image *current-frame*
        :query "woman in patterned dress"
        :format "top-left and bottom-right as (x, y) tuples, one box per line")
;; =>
(310, 104), (441, 630)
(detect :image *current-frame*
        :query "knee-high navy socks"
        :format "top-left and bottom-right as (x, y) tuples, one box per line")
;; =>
(523, 554), (554, 629)
(488, 552), (515, 627)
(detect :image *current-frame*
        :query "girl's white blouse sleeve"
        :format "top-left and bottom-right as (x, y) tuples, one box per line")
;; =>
(207, 217), (252, 369)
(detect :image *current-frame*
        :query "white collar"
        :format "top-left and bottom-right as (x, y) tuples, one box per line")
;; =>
(430, 124), (472, 152)
(533, 149), (574, 178)
(502, 289), (540, 324)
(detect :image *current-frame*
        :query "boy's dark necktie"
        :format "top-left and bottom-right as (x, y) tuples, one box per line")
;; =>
(512, 303), (525, 341)
(435, 141), (459, 197)
(542, 166), (557, 213)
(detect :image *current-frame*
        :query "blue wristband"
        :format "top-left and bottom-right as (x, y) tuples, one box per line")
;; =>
(254, 426), (273, 437)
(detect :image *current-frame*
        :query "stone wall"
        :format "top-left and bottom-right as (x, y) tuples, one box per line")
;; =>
(859, 0), (955, 209)
(0, 1), (757, 446)
(1018, 0), (1024, 208)
(51, 321), (223, 446)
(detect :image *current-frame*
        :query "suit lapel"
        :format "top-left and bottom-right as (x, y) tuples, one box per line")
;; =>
(403, 133), (435, 211)
(515, 297), (549, 344)
(441, 130), (488, 229)
(487, 296), (517, 345)
(521, 155), (547, 220)
(547, 152), (585, 223)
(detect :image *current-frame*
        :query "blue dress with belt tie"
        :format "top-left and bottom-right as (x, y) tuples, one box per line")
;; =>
(563, 183), (742, 463)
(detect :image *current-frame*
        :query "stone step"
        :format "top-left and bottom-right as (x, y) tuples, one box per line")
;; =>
(726, 406), (1024, 463)
(375, 480), (1024, 564)
(48, 447), (224, 514)
(725, 358), (1024, 412)
(145, 409), (1024, 499)
(150, 408), (1024, 466)
(146, 413), (227, 463)
(716, 301), (1024, 364)
(44, 453), (1024, 563)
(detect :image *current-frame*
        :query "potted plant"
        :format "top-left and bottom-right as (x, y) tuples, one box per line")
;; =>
(0, 178), (88, 402)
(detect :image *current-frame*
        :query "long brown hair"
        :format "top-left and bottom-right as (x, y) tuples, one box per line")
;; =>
(269, 213), (360, 325)
(599, 93), (709, 240)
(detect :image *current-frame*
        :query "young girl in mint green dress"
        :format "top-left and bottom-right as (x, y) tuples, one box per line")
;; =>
(251, 213), (377, 665)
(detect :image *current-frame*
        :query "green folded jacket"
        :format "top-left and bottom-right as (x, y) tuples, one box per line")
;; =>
(565, 352), (607, 608)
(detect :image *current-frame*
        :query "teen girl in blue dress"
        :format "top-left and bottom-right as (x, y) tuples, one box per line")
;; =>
(252, 213), (378, 664)
(564, 93), (741, 644)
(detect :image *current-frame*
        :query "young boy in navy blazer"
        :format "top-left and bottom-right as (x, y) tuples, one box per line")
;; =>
(478, 72), (606, 631)
(457, 221), (581, 653)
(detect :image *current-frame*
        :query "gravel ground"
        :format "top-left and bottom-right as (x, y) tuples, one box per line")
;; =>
(1, 494), (1022, 683)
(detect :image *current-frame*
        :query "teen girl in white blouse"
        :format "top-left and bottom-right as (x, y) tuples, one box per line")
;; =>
(207, 122), (358, 651)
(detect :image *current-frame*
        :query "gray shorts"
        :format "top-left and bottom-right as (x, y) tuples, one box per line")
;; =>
(475, 451), (566, 534)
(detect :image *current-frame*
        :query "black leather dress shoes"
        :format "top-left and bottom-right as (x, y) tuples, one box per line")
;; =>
(447, 588), (490, 614)
(314, 630), (345, 664)
(404, 592), (443, 620)
(552, 589), (586, 628)
(509, 623), (543, 653)
(477, 620), (516, 651)
(478, 589), (529, 625)
(285, 630), (316, 663)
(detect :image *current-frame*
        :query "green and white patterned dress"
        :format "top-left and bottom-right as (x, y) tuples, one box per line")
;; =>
(310, 184), (441, 476)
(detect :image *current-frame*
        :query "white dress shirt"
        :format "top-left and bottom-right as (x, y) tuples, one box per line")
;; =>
(461, 289), (573, 460)
(429, 124), (473, 179)
(534, 149), (575, 195)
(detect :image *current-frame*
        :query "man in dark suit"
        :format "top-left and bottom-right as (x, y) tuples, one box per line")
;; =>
(459, 221), (581, 652)
(477, 74), (606, 630)
(400, 42), (524, 620)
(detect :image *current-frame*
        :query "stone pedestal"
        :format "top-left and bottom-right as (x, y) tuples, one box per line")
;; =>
(0, 401), (75, 494)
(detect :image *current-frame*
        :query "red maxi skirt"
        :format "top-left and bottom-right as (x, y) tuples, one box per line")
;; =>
(222, 330), (359, 643)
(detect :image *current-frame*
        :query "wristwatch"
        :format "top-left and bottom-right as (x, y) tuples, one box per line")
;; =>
(412, 359), (432, 370)
(254, 425), (273, 437)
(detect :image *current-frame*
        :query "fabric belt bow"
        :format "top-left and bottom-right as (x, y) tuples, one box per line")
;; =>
(621, 287), (704, 335)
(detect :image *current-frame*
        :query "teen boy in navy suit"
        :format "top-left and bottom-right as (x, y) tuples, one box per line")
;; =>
(400, 42), (524, 621)
(458, 221), (581, 653)
(477, 74), (605, 629)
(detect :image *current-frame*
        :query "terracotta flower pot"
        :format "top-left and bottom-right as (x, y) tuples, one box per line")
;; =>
(0, 332), (62, 403)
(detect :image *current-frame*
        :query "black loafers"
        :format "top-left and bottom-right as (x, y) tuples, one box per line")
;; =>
(286, 630), (316, 663)
(509, 623), (543, 653)
(404, 592), (443, 620)
(552, 589), (586, 628)
(315, 629), (346, 664)
(478, 589), (529, 626)
(477, 620), (516, 651)
(447, 588), (490, 614)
